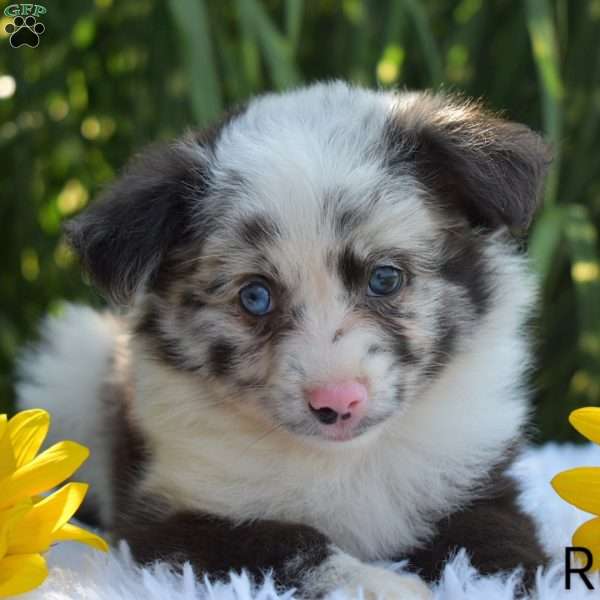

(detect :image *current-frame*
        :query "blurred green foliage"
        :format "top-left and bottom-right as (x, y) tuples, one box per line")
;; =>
(0, 0), (599, 441)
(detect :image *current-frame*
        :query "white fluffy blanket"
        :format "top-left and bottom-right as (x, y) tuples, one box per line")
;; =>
(18, 443), (600, 599)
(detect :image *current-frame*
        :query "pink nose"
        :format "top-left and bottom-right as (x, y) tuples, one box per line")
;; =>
(307, 381), (368, 425)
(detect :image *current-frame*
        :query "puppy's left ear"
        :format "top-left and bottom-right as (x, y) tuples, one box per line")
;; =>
(389, 94), (552, 231)
(64, 139), (209, 305)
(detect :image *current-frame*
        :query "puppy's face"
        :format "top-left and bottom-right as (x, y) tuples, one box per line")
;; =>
(66, 83), (549, 444)
(152, 181), (455, 442)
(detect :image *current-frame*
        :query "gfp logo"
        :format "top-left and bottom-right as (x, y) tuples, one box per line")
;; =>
(4, 4), (47, 48)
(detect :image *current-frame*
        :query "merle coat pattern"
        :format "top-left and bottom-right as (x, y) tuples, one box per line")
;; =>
(18, 82), (550, 599)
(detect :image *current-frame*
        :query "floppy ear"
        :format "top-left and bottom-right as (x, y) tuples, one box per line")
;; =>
(389, 93), (552, 231)
(64, 139), (209, 305)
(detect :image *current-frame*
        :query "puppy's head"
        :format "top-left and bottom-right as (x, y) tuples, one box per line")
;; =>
(66, 82), (549, 444)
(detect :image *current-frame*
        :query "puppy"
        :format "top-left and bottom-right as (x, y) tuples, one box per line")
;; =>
(18, 81), (550, 599)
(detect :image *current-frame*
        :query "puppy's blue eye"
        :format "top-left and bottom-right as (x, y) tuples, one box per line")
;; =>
(368, 266), (403, 296)
(239, 281), (272, 316)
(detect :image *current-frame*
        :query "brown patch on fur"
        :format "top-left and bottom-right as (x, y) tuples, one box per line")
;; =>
(114, 493), (332, 590)
(406, 453), (548, 591)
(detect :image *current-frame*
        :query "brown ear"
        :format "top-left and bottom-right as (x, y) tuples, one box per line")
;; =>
(387, 93), (552, 231)
(64, 140), (208, 305)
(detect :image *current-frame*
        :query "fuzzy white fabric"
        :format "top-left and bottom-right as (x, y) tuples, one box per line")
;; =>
(18, 443), (600, 600)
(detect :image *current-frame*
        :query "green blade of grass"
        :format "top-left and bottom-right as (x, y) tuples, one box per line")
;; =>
(285, 0), (304, 57)
(168, 0), (223, 126)
(213, 23), (246, 101)
(347, 0), (372, 84)
(561, 48), (600, 204)
(528, 204), (564, 283)
(401, 0), (443, 87)
(236, 0), (263, 92)
(525, 0), (563, 206)
(384, 0), (406, 46)
(563, 203), (600, 404)
(238, 0), (301, 90)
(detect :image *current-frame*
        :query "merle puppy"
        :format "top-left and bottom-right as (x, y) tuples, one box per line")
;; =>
(18, 81), (550, 599)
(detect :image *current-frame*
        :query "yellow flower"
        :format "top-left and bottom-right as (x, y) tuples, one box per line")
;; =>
(552, 407), (600, 572)
(0, 409), (108, 597)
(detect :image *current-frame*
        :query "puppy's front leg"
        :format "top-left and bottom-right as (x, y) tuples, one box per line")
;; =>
(116, 502), (430, 599)
(407, 474), (547, 588)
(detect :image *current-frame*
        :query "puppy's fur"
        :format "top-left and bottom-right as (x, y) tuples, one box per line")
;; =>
(18, 82), (550, 598)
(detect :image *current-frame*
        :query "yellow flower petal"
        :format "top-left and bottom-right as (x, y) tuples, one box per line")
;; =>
(552, 467), (600, 515)
(0, 416), (16, 481)
(0, 441), (89, 510)
(570, 408), (600, 446)
(0, 553), (47, 597)
(52, 522), (109, 552)
(573, 517), (600, 572)
(0, 501), (32, 561)
(7, 482), (89, 554)
(8, 409), (50, 469)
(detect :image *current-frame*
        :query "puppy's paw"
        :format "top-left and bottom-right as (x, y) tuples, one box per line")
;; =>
(342, 563), (431, 600)
(303, 551), (431, 600)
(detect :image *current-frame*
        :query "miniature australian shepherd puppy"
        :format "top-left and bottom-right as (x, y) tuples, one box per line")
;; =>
(18, 81), (551, 599)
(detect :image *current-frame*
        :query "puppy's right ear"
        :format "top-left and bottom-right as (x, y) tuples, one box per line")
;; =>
(64, 140), (210, 305)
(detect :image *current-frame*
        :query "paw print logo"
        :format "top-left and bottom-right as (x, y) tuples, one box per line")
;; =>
(5, 15), (45, 48)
